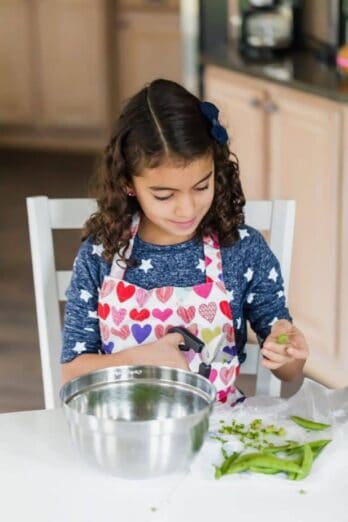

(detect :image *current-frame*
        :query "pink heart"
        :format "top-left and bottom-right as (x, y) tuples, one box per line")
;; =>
(154, 324), (175, 339)
(205, 256), (212, 267)
(209, 369), (218, 383)
(177, 305), (195, 324)
(193, 283), (213, 299)
(100, 322), (110, 342)
(217, 261), (222, 271)
(223, 323), (234, 343)
(198, 302), (217, 323)
(136, 288), (152, 307)
(152, 308), (173, 322)
(156, 287), (173, 303)
(219, 366), (235, 386)
(111, 325), (130, 340)
(184, 350), (196, 365)
(100, 279), (115, 299)
(216, 281), (225, 293)
(111, 306), (127, 326)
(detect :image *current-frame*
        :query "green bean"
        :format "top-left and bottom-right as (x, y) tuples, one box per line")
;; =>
(215, 451), (241, 479)
(290, 415), (331, 431)
(285, 439), (331, 456)
(224, 453), (302, 476)
(295, 443), (313, 480)
(277, 334), (289, 344)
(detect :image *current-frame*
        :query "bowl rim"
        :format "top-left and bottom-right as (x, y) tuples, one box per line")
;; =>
(60, 364), (216, 426)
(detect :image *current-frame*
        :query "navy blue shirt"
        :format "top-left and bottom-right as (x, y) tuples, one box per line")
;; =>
(62, 225), (292, 363)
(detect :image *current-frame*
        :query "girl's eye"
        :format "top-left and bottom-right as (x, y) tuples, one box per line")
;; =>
(154, 194), (173, 201)
(153, 185), (209, 201)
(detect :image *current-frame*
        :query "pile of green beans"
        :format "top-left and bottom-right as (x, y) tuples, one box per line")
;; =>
(214, 415), (331, 480)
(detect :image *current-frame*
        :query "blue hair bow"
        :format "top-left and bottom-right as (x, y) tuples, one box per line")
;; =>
(199, 101), (228, 145)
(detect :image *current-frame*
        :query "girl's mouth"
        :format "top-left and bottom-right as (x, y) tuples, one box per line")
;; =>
(169, 218), (196, 229)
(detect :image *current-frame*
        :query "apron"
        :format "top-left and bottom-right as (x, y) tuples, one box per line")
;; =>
(97, 214), (243, 406)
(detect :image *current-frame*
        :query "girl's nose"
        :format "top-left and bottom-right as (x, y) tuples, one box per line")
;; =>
(175, 194), (195, 218)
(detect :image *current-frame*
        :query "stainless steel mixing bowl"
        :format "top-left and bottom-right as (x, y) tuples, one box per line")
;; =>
(60, 365), (216, 479)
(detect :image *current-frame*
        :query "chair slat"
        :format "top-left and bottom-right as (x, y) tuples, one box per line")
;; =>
(49, 199), (98, 229)
(57, 271), (72, 301)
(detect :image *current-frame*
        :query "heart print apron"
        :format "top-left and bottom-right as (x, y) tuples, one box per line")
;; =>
(98, 214), (243, 405)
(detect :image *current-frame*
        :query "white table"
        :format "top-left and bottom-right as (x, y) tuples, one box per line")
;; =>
(0, 406), (347, 522)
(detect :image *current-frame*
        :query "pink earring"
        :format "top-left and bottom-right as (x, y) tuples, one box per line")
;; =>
(127, 190), (135, 197)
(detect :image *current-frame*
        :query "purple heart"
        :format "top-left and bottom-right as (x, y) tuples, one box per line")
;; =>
(223, 345), (237, 357)
(218, 273), (224, 281)
(131, 324), (152, 344)
(103, 342), (114, 354)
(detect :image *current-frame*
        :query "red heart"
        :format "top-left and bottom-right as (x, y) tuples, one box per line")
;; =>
(129, 308), (150, 321)
(220, 366), (235, 386)
(111, 325), (130, 340)
(98, 303), (110, 320)
(116, 282), (135, 303)
(154, 324), (174, 339)
(222, 323), (234, 343)
(219, 300), (232, 320)
(156, 287), (173, 303)
(177, 305), (195, 324)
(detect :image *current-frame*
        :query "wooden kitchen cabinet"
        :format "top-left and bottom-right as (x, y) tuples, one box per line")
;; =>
(0, 0), (113, 150)
(204, 65), (347, 387)
(36, 0), (110, 129)
(204, 67), (267, 200)
(0, 0), (34, 124)
(114, 9), (182, 107)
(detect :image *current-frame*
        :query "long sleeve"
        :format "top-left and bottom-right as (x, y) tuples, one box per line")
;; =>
(243, 231), (292, 344)
(61, 238), (107, 363)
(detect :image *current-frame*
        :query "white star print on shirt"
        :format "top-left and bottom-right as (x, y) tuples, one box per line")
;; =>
(247, 292), (255, 304)
(139, 259), (153, 273)
(88, 310), (98, 319)
(268, 267), (278, 282)
(244, 267), (254, 282)
(268, 316), (278, 327)
(80, 289), (92, 302)
(226, 289), (234, 301)
(72, 341), (87, 354)
(277, 290), (284, 298)
(196, 259), (205, 273)
(84, 327), (94, 332)
(92, 244), (104, 256)
(236, 317), (242, 329)
(239, 229), (250, 240)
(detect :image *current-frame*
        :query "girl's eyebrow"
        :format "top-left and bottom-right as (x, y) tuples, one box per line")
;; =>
(149, 171), (213, 191)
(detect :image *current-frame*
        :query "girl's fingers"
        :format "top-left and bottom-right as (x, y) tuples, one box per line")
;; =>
(261, 357), (283, 370)
(261, 348), (290, 364)
(286, 346), (308, 359)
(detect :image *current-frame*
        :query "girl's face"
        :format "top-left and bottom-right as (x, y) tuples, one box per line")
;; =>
(131, 154), (214, 245)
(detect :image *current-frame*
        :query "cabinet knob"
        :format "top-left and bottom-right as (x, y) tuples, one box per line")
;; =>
(249, 97), (262, 108)
(263, 100), (278, 113)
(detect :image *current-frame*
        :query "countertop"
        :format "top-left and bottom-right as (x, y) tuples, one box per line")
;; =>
(201, 43), (348, 103)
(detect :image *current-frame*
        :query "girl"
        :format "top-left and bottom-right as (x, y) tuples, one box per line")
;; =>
(61, 79), (308, 405)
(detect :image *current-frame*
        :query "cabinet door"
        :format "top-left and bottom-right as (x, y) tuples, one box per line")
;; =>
(268, 85), (342, 385)
(204, 67), (267, 200)
(0, 0), (33, 124)
(115, 11), (182, 105)
(36, 0), (109, 128)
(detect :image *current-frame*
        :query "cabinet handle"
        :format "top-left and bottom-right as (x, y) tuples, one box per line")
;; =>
(263, 100), (278, 113)
(249, 97), (262, 108)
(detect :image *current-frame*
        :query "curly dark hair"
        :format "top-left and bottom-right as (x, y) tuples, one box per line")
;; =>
(83, 79), (245, 264)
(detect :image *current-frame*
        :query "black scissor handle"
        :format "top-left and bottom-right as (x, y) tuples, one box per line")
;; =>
(167, 326), (205, 353)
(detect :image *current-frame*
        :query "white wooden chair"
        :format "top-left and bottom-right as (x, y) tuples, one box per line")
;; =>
(27, 197), (295, 409)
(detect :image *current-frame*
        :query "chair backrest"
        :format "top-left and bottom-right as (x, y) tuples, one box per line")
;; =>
(27, 197), (295, 408)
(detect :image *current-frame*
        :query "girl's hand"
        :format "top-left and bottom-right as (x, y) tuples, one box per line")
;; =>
(128, 331), (190, 370)
(260, 319), (309, 371)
